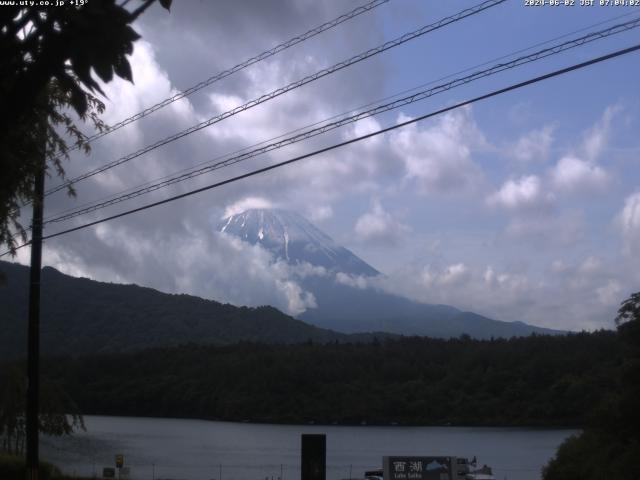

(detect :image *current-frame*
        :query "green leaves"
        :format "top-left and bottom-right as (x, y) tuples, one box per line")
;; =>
(0, 368), (84, 456)
(616, 292), (640, 325)
(113, 54), (133, 83)
(0, 0), (170, 254)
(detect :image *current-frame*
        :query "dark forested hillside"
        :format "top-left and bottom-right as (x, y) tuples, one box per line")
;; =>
(0, 260), (557, 359)
(0, 261), (374, 359)
(38, 331), (620, 427)
(542, 293), (640, 480)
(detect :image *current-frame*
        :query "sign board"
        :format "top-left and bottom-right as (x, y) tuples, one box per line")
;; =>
(115, 454), (124, 468)
(102, 467), (116, 478)
(383, 457), (456, 480)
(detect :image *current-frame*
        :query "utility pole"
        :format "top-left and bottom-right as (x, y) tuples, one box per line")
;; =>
(26, 151), (45, 480)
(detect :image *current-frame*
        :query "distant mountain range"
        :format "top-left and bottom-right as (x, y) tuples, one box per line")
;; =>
(0, 209), (561, 360)
(218, 208), (563, 339)
(0, 261), (381, 360)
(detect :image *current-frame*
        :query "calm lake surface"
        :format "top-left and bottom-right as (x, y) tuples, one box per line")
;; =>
(41, 416), (577, 480)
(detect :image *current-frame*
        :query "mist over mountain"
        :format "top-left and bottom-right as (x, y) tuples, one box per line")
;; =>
(218, 208), (563, 338)
(0, 209), (561, 361)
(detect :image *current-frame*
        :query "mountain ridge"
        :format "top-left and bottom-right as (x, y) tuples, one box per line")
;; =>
(218, 208), (565, 338)
(0, 261), (388, 360)
(218, 208), (379, 276)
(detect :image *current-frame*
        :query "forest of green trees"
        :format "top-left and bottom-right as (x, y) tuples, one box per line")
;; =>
(542, 293), (640, 480)
(17, 330), (620, 427)
(2, 292), (638, 479)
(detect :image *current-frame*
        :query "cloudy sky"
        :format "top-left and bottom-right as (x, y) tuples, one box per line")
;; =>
(11, 0), (640, 331)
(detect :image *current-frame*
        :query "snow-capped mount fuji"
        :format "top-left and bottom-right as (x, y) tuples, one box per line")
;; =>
(217, 208), (563, 339)
(218, 209), (378, 276)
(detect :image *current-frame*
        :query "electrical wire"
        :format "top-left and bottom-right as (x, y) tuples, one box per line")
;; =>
(3, 42), (638, 257)
(9, 0), (391, 217)
(43, 0), (506, 197)
(56, 0), (391, 153)
(7, 10), (640, 247)
(40, 9), (640, 223)
(40, 17), (640, 226)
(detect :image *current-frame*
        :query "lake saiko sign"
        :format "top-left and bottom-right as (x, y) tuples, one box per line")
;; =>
(383, 457), (456, 480)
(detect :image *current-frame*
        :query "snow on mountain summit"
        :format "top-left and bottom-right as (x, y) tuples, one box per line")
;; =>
(218, 209), (379, 277)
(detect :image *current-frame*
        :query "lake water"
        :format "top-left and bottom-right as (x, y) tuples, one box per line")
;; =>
(41, 416), (577, 480)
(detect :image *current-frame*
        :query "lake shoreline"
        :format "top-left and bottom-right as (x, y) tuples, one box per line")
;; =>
(74, 412), (584, 430)
(41, 415), (578, 480)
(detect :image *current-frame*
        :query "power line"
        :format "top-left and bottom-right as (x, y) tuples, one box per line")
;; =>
(58, 0), (391, 153)
(3, 42), (637, 257)
(40, 17), (640, 226)
(9, 0), (390, 219)
(41, 10), (640, 224)
(7, 12), (640, 246)
(43, 0), (506, 197)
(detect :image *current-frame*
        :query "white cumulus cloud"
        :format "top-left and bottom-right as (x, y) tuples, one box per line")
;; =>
(307, 205), (334, 223)
(583, 105), (619, 161)
(548, 106), (618, 195)
(550, 156), (608, 193)
(223, 197), (275, 219)
(616, 192), (640, 257)
(508, 126), (554, 163)
(391, 107), (485, 194)
(487, 175), (553, 212)
(354, 200), (410, 246)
